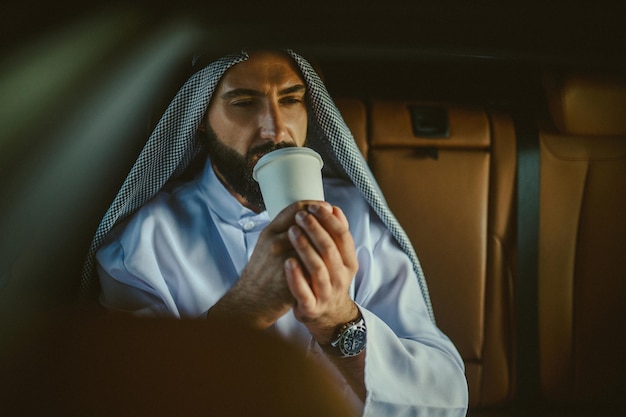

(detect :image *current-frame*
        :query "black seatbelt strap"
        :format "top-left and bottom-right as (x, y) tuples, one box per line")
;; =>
(514, 114), (541, 405)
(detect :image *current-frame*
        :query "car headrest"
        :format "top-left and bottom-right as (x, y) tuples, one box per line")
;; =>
(543, 73), (626, 136)
(369, 101), (490, 150)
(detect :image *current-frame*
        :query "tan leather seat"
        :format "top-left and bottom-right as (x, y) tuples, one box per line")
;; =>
(335, 98), (517, 408)
(538, 73), (626, 405)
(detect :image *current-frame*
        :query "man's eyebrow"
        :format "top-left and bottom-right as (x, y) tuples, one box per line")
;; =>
(279, 84), (306, 95)
(220, 88), (264, 100)
(219, 84), (306, 100)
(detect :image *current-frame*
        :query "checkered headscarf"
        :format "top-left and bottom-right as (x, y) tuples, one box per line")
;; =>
(81, 50), (435, 323)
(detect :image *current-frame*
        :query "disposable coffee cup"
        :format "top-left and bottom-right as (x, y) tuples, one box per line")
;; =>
(253, 147), (325, 219)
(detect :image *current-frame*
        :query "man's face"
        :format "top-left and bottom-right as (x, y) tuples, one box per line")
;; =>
(200, 51), (308, 211)
(201, 124), (294, 211)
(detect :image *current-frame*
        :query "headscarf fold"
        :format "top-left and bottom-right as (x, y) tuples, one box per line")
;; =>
(81, 50), (435, 323)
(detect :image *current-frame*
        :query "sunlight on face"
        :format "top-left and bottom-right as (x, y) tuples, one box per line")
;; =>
(201, 51), (308, 211)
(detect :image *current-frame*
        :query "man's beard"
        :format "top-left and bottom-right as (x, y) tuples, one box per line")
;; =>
(200, 126), (297, 211)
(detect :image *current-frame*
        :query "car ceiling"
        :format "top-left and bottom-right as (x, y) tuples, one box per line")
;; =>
(3, 1), (625, 68)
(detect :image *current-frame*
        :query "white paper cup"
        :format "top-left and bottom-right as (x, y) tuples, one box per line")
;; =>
(253, 147), (325, 219)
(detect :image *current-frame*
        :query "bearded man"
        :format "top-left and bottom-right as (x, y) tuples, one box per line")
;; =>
(85, 49), (468, 416)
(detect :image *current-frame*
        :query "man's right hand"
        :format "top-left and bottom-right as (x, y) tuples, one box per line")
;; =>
(208, 201), (332, 328)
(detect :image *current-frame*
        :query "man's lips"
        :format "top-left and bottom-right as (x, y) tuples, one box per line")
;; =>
(248, 142), (297, 164)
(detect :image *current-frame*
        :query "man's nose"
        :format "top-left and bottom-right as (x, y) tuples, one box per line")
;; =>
(259, 102), (287, 142)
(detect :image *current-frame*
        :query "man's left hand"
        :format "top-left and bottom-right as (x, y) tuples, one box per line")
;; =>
(284, 203), (360, 344)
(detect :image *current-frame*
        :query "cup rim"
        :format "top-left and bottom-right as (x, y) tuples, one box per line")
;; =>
(252, 147), (323, 181)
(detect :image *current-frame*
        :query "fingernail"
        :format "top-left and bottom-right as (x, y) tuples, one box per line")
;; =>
(285, 258), (294, 270)
(296, 211), (308, 222)
(289, 225), (300, 239)
(309, 203), (331, 214)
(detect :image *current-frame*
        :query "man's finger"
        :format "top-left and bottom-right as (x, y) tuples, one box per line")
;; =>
(268, 200), (332, 232)
(284, 257), (316, 316)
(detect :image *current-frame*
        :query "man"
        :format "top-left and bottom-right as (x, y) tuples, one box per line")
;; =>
(86, 49), (468, 415)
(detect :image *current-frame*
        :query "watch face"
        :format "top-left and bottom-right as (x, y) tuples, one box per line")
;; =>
(340, 324), (367, 356)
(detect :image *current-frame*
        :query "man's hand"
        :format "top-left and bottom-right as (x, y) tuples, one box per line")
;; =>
(284, 203), (367, 401)
(284, 203), (360, 344)
(208, 201), (334, 329)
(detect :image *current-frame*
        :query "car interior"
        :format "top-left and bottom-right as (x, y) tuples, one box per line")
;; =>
(1, 1), (625, 416)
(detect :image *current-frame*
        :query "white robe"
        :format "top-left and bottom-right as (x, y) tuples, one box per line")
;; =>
(97, 159), (468, 416)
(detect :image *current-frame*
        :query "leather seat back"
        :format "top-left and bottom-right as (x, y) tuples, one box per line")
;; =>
(335, 98), (517, 408)
(538, 73), (626, 404)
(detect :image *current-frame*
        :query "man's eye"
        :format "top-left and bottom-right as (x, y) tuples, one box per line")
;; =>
(281, 97), (303, 105)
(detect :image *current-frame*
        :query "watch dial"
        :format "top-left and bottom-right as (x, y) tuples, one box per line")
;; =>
(342, 328), (366, 354)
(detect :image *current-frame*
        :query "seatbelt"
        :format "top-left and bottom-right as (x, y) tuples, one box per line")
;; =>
(514, 114), (541, 405)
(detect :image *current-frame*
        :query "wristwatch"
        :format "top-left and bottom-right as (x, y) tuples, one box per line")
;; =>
(327, 317), (367, 357)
